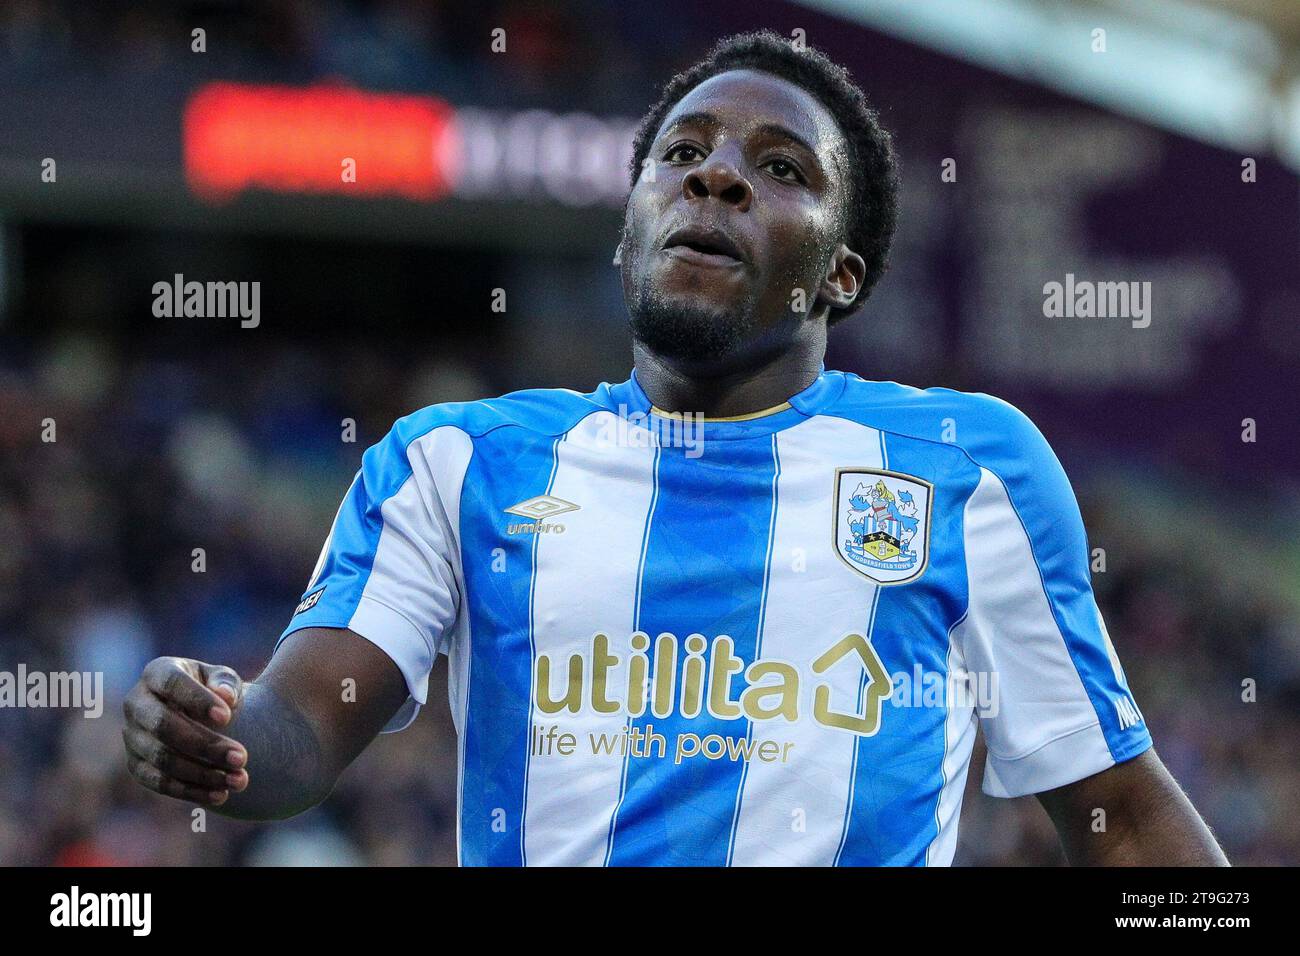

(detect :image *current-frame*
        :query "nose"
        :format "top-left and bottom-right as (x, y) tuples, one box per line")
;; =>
(682, 150), (753, 211)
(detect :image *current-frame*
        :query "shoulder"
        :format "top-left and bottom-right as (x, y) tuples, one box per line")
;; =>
(830, 373), (1089, 558)
(825, 370), (1056, 470)
(385, 382), (617, 451)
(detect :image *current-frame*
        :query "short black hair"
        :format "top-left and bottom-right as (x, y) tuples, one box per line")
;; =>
(628, 30), (900, 323)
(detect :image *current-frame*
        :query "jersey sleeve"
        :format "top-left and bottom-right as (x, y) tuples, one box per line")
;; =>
(275, 418), (472, 733)
(952, 397), (1152, 797)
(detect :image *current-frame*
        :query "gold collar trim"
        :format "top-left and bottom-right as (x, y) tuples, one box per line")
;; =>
(648, 401), (794, 423)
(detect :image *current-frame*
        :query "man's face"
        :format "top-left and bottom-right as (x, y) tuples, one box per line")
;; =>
(620, 68), (853, 370)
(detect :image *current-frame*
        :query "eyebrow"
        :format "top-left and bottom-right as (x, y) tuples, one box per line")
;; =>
(659, 111), (719, 139)
(753, 122), (818, 157)
(660, 112), (820, 159)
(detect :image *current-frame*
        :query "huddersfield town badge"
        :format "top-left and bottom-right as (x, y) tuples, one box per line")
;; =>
(833, 468), (933, 585)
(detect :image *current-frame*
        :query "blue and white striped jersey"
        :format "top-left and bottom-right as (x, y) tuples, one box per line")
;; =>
(278, 367), (1152, 866)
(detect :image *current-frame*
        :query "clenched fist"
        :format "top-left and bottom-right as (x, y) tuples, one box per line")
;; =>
(123, 657), (250, 806)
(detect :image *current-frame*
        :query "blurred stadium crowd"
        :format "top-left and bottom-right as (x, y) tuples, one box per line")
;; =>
(0, 0), (686, 112)
(1, 0), (1297, 867)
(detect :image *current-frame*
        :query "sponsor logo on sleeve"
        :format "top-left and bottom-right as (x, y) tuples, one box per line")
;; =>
(294, 587), (326, 616)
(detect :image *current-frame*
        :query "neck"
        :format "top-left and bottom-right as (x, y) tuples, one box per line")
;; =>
(632, 336), (825, 419)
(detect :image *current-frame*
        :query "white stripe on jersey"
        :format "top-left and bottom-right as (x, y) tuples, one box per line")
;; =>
(402, 428), (475, 861)
(360, 426), (472, 732)
(522, 411), (659, 866)
(925, 618), (978, 866)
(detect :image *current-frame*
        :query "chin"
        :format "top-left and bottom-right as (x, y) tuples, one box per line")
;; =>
(627, 291), (756, 366)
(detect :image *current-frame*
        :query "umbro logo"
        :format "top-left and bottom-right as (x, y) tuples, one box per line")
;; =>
(505, 495), (580, 520)
(504, 495), (579, 535)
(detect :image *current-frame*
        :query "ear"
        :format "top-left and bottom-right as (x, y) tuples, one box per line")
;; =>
(612, 241), (624, 267)
(818, 243), (867, 312)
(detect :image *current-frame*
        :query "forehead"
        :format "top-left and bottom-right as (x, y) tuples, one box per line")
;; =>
(657, 68), (846, 158)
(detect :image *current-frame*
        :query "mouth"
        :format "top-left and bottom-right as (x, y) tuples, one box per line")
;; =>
(660, 225), (746, 268)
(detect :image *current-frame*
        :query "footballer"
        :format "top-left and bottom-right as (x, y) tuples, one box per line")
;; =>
(123, 31), (1227, 866)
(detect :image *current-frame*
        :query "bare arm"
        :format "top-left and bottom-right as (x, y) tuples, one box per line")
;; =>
(215, 627), (409, 819)
(1037, 748), (1229, 866)
(123, 627), (409, 821)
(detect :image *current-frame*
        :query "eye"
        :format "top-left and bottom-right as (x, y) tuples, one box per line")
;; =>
(664, 142), (705, 164)
(762, 157), (805, 183)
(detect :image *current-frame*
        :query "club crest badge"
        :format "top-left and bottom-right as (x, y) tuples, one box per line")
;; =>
(833, 468), (933, 585)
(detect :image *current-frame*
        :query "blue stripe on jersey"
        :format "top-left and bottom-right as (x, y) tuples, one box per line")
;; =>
(518, 434), (565, 865)
(833, 585), (882, 863)
(452, 396), (603, 864)
(606, 437), (779, 866)
(602, 443), (663, 866)
(456, 429), (565, 866)
(723, 434), (780, 865)
(835, 430), (980, 866)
